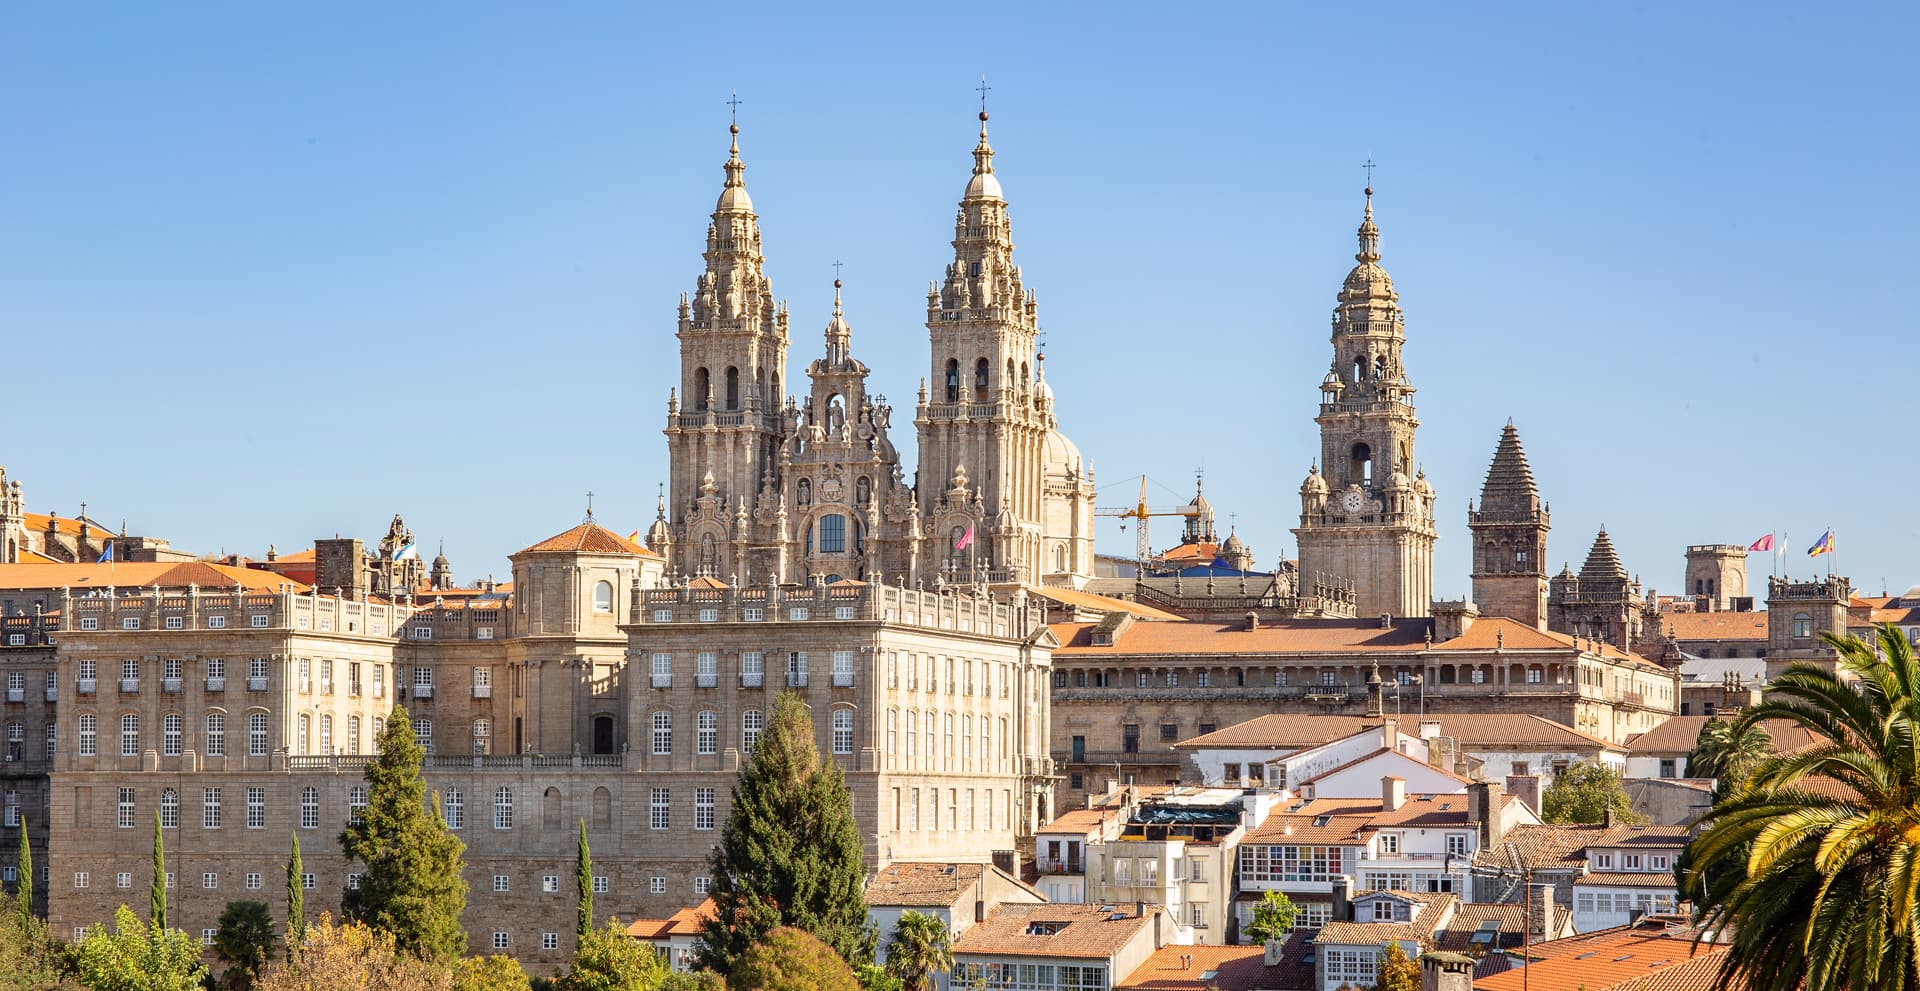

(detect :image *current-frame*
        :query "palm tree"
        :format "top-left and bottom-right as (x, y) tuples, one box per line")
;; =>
(1681, 624), (1920, 991)
(1686, 717), (1772, 785)
(884, 910), (953, 991)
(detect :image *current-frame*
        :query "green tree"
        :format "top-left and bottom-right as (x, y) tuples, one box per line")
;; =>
(455, 955), (532, 991)
(881, 912), (950, 991)
(253, 915), (447, 991)
(1243, 889), (1300, 945)
(551, 918), (664, 991)
(728, 927), (859, 991)
(285, 836), (304, 956)
(1540, 763), (1642, 825)
(213, 901), (276, 991)
(151, 812), (167, 929)
(657, 974), (725, 991)
(1687, 718), (1773, 792)
(697, 693), (872, 972)
(1373, 942), (1418, 991)
(339, 705), (468, 963)
(0, 885), (63, 990)
(74, 904), (207, 991)
(575, 821), (593, 939)
(856, 965), (901, 991)
(1682, 625), (1920, 991)
(16, 818), (31, 926)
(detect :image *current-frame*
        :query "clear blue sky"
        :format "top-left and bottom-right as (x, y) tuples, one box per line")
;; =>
(3, 3), (1914, 598)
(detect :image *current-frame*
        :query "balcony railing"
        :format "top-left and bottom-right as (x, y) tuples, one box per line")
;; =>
(119, 678), (140, 693)
(696, 674), (717, 689)
(740, 673), (763, 688)
(247, 676), (269, 692)
(43, 688), (56, 702)
(77, 678), (97, 695)
(472, 684), (492, 699)
(651, 674), (672, 689)
(787, 672), (809, 688)
(831, 672), (854, 688)
(204, 676), (225, 692)
(161, 677), (182, 693)
(4, 689), (20, 704)
(412, 685), (434, 699)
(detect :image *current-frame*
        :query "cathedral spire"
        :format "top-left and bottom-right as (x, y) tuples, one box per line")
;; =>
(824, 278), (851, 362)
(717, 123), (751, 212)
(1477, 421), (1542, 515)
(1356, 185), (1381, 263)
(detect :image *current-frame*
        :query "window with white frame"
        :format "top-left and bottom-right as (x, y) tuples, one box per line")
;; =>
(742, 708), (763, 752)
(245, 873), (261, 890)
(694, 876), (711, 895)
(348, 786), (367, 825)
(162, 714), (182, 757)
(492, 932), (508, 951)
(248, 713), (268, 756)
(832, 708), (854, 755)
(696, 711), (717, 755)
(117, 788), (135, 829)
(202, 787), (222, 829)
(833, 650), (854, 685)
(246, 787), (265, 829)
(115, 872), (131, 889)
(542, 875), (559, 893)
(592, 876), (608, 893)
(121, 714), (140, 756)
(159, 788), (178, 829)
(78, 714), (95, 757)
(542, 932), (559, 950)
(202, 872), (218, 890)
(300, 787), (319, 829)
(651, 712), (672, 755)
(205, 712), (225, 756)
(650, 787), (670, 830)
(494, 787), (514, 830)
(444, 789), (464, 830)
(493, 875), (510, 893)
(695, 787), (715, 831)
(648, 876), (665, 894)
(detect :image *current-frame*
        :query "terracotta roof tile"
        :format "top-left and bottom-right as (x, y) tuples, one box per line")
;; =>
(1576, 872), (1683, 888)
(1175, 713), (1621, 754)
(864, 863), (986, 908)
(953, 903), (1162, 959)
(1661, 611), (1768, 642)
(1118, 941), (1310, 991)
(1050, 618), (1433, 656)
(1026, 585), (1182, 621)
(1623, 716), (1820, 756)
(1433, 903), (1573, 952)
(623, 898), (715, 939)
(1038, 808), (1116, 835)
(0, 561), (306, 593)
(516, 522), (658, 558)
(1474, 921), (1724, 991)
(1314, 920), (1426, 945)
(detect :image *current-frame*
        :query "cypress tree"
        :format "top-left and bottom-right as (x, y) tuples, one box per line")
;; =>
(151, 810), (167, 928)
(16, 817), (32, 925)
(285, 835), (304, 954)
(576, 819), (593, 939)
(339, 704), (467, 963)
(697, 691), (872, 972)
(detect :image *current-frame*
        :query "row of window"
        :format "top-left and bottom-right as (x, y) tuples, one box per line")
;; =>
(1591, 851), (1673, 871)
(884, 710), (1009, 771)
(649, 605), (856, 623)
(891, 785), (1010, 834)
(1576, 891), (1678, 914)
(104, 783), (718, 833)
(74, 614), (272, 632)
(645, 707), (857, 757)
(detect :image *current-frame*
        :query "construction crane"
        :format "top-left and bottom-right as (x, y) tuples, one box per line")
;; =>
(1095, 475), (1202, 565)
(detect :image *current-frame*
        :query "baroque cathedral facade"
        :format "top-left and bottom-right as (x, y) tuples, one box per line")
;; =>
(655, 114), (1096, 590)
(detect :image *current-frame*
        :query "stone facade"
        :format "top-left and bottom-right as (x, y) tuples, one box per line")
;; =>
(1468, 425), (1549, 630)
(1764, 575), (1852, 680)
(1294, 191), (1438, 619)
(657, 116), (1094, 591)
(1547, 530), (1644, 648)
(1683, 545), (1748, 612)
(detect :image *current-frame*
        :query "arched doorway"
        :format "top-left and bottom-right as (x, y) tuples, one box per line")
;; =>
(592, 715), (616, 755)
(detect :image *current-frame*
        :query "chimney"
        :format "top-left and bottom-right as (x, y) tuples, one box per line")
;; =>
(1420, 951), (1477, 991)
(1152, 906), (1164, 949)
(1331, 877), (1353, 922)
(1603, 806), (1616, 829)
(1427, 736), (1455, 772)
(1528, 883), (1554, 941)
(1382, 776), (1406, 812)
(1467, 780), (1508, 846)
(1504, 774), (1541, 816)
(1380, 717), (1399, 749)
(1380, 612), (1394, 629)
(1246, 611), (1260, 631)
(1419, 720), (1442, 740)
(1265, 938), (1286, 966)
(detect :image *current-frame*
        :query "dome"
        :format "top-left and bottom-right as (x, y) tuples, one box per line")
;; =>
(1300, 467), (1328, 495)
(1414, 470), (1434, 497)
(1386, 470), (1412, 491)
(645, 516), (672, 547)
(716, 184), (754, 213)
(965, 171), (1004, 201)
(1222, 531), (1247, 555)
(1043, 428), (1082, 477)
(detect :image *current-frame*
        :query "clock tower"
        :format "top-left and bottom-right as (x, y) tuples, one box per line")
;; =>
(1293, 186), (1437, 617)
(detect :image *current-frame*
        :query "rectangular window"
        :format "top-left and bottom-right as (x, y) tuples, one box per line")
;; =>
(650, 788), (670, 830)
(202, 788), (222, 829)
(651, 653), (672, 688)
(696, 652), (717, 687)
(74, 872), (88, 888)
(592, 876), (608, 894)
(1447, 833), (1470, 856)
(246, 787), (265, 829)
(652, 712), (672, 755)
(492, 933), (508, 951)
(248, 714), (268, 756)
(542, 875), (559, 893)
(542, 932), (559, 950)
(694, 876), (711, 895)
(832, 650), (854, 687)
(302, 873), (315, 890)
(346, 873), (361, 890)
(695, 787), (716, 831)
(202, 872), (218, 889)
(117, 788), (135, 829)
(493, 875), (510, 893)
(246, 873), (261, 890)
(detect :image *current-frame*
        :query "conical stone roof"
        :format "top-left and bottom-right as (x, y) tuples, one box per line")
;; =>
(1579, 529), (1629, 582)
(1478, 423), (1541, 516)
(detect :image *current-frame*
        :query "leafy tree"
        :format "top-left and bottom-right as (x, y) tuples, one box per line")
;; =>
(1373, 942), (1418, 991)
(74, 904), (207, 991)
(1683, 625), (1920, 991)
(728, 927), (859, 991)
(1243, 889), (1299, 945)
(1687, 719), (1772, 793)
(856, 965), (901, 991)
(454, 955), (532, 991)
(15, 819), (31, 926)
(252, 915), (447, 991)
(1540, 763), (1642, 825)
(339, 705), (468, 963)
(881, 912), (950, 991)
(0, 886), (63, 990)
(698, 693), (872, 972)
(213, 901), (276, 991)
(151, 812), (167, 929)
(657, 974), (724, 991)
(284, 836), (304, 956)
(576, 821), (593, 939)
(551, 918), (664, 991)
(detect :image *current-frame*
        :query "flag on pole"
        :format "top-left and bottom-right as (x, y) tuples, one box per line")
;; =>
(394, 542), (421, 561)
(1807, 530), (1835, 558)
(626, 530), (641, 545)
(95, 541), (114, 564)
(1747, 533), (1774, 552)
(953, 525), (974, 551)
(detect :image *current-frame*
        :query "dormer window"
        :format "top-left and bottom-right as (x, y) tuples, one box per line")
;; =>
(1025, 921), (1066, 936)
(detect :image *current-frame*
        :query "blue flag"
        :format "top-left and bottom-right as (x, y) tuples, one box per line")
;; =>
(96, 541), (114, 563)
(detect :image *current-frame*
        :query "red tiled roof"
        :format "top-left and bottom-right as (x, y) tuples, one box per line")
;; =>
(1576, 872), (1682, 888)
(623, 898), (715, 939)
(0, 561), (306, 593)
(517, 522), (658, 557)
(864, 863), (988, 908)
(953, 903), (1160, 959)
(1662, 611), (1768, 642)
(1118, 934), (1316, 991)
(1623, 716), (1820, 756)
(1474, 921), (1723, 991)
(1176, 713), (1621, 754)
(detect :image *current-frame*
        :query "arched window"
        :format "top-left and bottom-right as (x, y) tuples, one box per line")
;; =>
(1052, 545), (1067, 573)
(348, 785), (367, 825)
(906, 710), (917, 762)
(296, 715), (310, 754)
(592, 581), (613, 613)
(471, 718), (490, 755)
(697, 710), (718, 755)
(831, 708), (854, 755)
(543, 787), (562, 831)
(1792, 612), (1813, 638)
(974, 358), (990, 400)
(317, 714), (330, 755)
(443, 788), (464, 829)
(818, 514), (847, 554)
(299, 787), (319, 829)
(120, 714), (140, 757)
(1353, 355), (1367, 384)
(348, 715), (361, 754)
(591, 787), (612, 830)
(493, 787), (514, 830)
(725, 366), (740, 410)
(1350, 442), (1373, 486)
(207, 713), (227, 757)
(944, 359), (960, 403)
(693, 367), (710, 411)
(742, 708), (764, 753)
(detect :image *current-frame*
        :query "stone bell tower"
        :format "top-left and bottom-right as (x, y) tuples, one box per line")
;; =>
(1469, 423), (1550, 629)
(664, 121), (791, 578)
(1294, 186), (1437, 617)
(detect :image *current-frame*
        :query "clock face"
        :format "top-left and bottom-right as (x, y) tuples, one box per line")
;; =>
(1341, 489), (1366, 513)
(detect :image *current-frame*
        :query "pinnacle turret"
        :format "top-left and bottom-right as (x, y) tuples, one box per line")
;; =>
(1477, 422), (1543, 518)
(1579, 529), (1629, 582)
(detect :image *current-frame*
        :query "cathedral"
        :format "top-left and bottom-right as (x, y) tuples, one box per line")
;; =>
(654, 113), (1096, 590)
